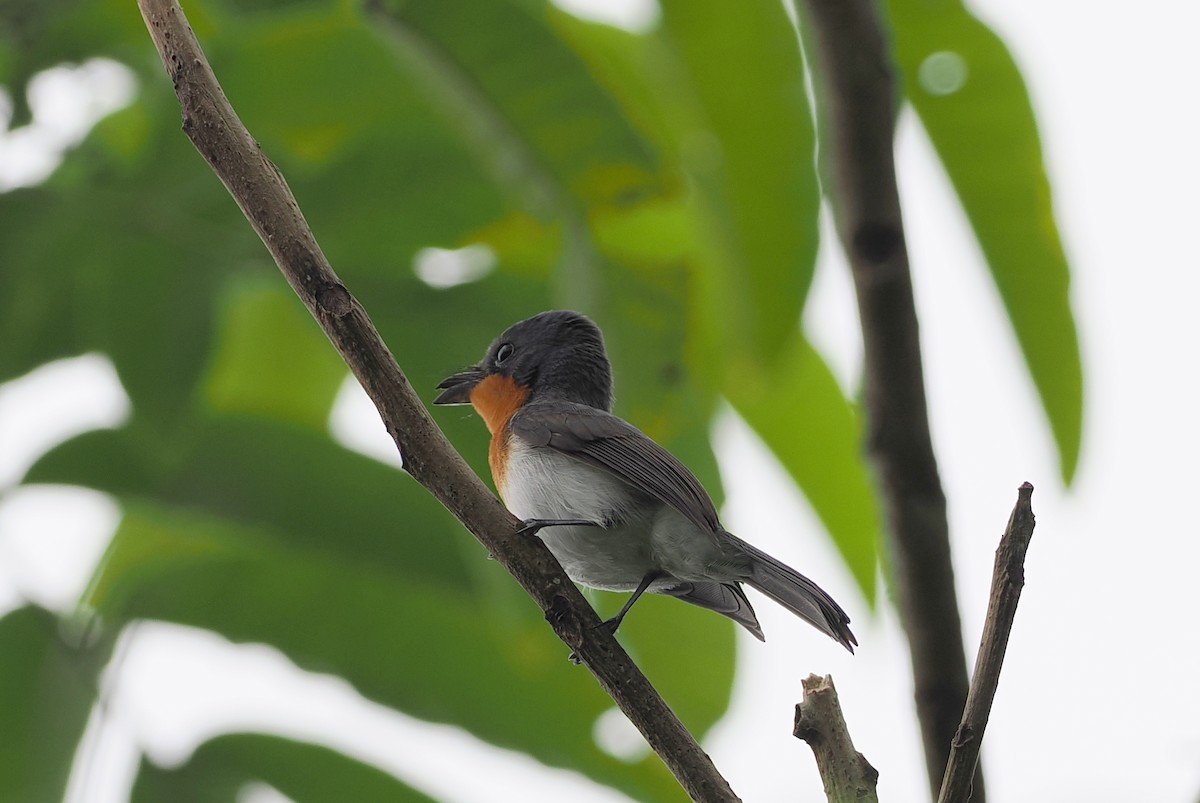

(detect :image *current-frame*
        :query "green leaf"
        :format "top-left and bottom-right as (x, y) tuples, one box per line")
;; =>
(0, 0), (149, 120)
(206, 2), (511, 262)
(0, 188), (91, 381)
(887, 0), (1083, 483)
(0, 103), (257, 426)
(0, 606), (114, 803)
(598, 256), (725, 505)
(27, 417), (474, 590)
(726, 337), (879, 602)
(555, 7), (822, 371)
(657, 0), (820, 367)
(131, 733), (437, 803)
(367, 0), (663, 215)
(203, 276), (347, 430)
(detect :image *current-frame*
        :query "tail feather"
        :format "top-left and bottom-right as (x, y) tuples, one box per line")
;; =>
(727, 533), (857, 653)
(660, 580), (765, 641)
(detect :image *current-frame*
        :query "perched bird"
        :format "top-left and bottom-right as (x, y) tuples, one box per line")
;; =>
(434, 310), (855, 651)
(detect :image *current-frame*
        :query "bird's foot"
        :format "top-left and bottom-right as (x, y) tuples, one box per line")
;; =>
(567, 616), (627, 664)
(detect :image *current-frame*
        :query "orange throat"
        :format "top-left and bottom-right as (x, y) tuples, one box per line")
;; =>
(470, 374), (530, 494)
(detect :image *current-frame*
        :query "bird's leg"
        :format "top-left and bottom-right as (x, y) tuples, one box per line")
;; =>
(568, 572), (661, 665)
(516, 518), (601, 536)
(601, 571), (661, 635)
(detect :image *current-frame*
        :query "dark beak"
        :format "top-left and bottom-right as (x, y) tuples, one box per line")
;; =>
(434, 366), (485, 405)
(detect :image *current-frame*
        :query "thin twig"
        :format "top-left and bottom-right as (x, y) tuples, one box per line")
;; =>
(794, 674), (879, 803)
(791, 0), (980, 797)
(133, 1), (738, 799)
(938, 483), (1037, 803)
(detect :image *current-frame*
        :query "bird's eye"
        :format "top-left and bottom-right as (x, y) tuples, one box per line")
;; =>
(495, 343), (515, 364)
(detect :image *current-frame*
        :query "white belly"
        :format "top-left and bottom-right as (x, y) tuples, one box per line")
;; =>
(499, 442), (647, 589)
(499, 441), (738, 589)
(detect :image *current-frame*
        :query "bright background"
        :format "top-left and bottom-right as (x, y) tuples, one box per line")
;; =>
(2, 0), (1198, 801)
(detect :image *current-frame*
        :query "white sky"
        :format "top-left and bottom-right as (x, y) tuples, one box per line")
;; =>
(2, 0), (1198, 801)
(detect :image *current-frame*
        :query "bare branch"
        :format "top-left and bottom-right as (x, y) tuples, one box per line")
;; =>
(133, 1), (738, 798)
(938, 483), (1037, 803)
(794, 674), (878, 803)
(791, 0), (980, 796)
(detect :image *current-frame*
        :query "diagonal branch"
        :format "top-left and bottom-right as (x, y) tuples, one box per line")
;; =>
(792, 0), (981, 798)
(133, 1), (737, 799)
(938, 483), (1037, 803)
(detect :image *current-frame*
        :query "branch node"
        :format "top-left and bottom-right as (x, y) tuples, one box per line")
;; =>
(315, 281), (353, 317)
(544, 595), (586, 650)
(951, 724), (976, 749)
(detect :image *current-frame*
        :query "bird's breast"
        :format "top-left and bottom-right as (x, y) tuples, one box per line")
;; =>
(468, 374), (530, 490)
(498, 441), (627, 523)
(498, 442), (658, 589)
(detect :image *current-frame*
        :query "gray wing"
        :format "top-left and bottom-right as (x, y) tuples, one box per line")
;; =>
(509, 401), (722, 533)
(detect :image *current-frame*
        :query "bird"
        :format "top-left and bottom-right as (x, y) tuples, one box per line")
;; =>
(434, 310), (856, 652)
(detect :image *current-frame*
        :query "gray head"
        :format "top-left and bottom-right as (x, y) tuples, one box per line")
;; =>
(434, 310), (614, 411)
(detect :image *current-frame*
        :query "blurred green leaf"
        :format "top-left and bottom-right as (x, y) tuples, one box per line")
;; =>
(555, 7), (822, 371)
(599, 255), (725, 504)
(0, 189), (91, 381)
(726, 336), (879, 602)
(887, 0), (1083, 483)
(0, 97), (258, 428)
(590, 196), (693, 264)
(209, 2), (511, 262)
(657, 0), (820, 368)
(131, 732), (437, 803)
(203, 277), (347, 430)
(0, 606), (114, 803)
(0, 0), (148, 122)
(368, 0), (663, 215)
(27, 417), (474, 590)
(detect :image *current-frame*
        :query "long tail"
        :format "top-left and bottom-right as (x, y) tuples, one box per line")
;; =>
(727, 533), (857, 653)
